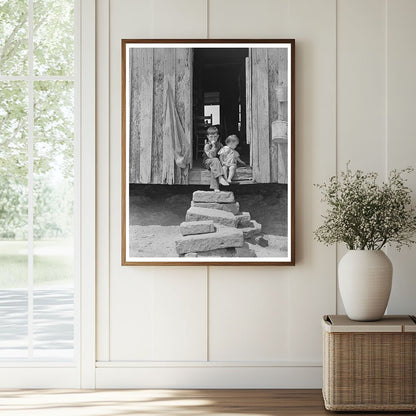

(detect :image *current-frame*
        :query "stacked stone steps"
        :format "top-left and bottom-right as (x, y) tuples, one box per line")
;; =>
(180, 220), (215, 236)
(176, 224), (244, 255)
(191, 201), (240, 214)
(186, 206), (239, 228)
(175, 191), (263, 257)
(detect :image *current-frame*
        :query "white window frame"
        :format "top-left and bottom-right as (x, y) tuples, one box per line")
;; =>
(0, 0), (95, 388)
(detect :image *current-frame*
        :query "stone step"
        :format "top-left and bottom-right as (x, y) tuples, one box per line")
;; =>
(188, 248), (237, 257)
(191, 201), (240, 215)
(186, 206), (239, 228)
(175, 226), (244, 255)
(254, 235), (269, 247)
(180, 220), (215, 236)
(192, 190), (235, 203)
(239, 220), (262, 239)
(236, 212), (251, 227)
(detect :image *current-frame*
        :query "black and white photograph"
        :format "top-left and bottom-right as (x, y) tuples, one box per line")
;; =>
(122, 40), (295, 265)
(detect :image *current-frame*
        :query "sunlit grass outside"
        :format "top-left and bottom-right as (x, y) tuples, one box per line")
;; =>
(0, 240), (73, 289)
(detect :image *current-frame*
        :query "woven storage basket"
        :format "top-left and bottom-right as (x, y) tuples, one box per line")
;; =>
(322, 315), (416, 411)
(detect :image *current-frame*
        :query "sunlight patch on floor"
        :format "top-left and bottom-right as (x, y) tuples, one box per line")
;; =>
(0, 389), (272, 416)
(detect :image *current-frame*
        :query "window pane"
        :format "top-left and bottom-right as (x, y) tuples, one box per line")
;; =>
(0, 0), (28, 76)
(33, 0), (74, 76)
(204, 104), (220, 125)
(0, 81), (28, 243)
(0, 289), (28, 359)
(0, 81), (28, 359)
(33, 80), (74, 359)
(33, 81), (74, 253)
(0, 81), (28, 245)
(33, 287), (74, 360)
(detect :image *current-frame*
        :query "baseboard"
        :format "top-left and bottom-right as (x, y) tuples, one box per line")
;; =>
(0, 364), (323, 389)
(95, 365), (322, 389)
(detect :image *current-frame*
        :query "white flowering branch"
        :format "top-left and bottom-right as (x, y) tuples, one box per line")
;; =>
(314, 164), (416, 251)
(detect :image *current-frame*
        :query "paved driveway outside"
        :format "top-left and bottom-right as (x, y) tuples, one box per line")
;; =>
(0, 288), (74, 360)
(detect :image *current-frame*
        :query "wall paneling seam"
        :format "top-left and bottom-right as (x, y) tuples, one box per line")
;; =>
(206, 0), (209, 39)
(385, 0), (389, 180)
(384, 0), (390, 267)
(335, 0), (339, 314)
(206, 266), (210, 361)
(106, 0), (111, 361)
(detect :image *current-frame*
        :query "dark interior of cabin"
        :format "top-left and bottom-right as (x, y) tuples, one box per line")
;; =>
(192, 48), (249, 166)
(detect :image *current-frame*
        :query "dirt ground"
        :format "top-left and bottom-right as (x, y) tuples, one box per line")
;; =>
(129, 183), (288, 258)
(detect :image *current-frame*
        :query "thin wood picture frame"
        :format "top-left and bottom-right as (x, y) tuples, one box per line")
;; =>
(122, 39), (295, 265)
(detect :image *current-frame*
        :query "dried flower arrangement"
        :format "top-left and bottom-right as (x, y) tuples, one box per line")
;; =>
(314, 164), (416, 250)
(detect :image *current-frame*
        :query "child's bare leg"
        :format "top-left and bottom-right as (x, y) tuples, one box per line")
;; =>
(222, 165), (228, 180)
(227, 165), (236, 182)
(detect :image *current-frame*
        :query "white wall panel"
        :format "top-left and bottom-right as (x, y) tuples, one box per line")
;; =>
(94, 0), (416, 388)
(151, 0), (207, 38)
(110, 271), (155, 360)
(110, 0), (153, 37)
(286, 0), (337, 361)
(209, 268), (290, 361)
(110, 269), (207, 361)
(386, 0), (416, 315)
(337, 0), (386, 172)
(209, 0), (289, 38)
(151, 271), (207, 361)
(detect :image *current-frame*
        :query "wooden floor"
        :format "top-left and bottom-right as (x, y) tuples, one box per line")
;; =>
(189, 166), (254, 184)
(0, 389), (413, 415)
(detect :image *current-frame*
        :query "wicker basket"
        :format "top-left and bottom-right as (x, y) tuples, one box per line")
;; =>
(322, 315), (416, 411)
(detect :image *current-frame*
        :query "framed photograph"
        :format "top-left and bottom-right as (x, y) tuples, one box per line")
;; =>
(122, 39), (295, 265)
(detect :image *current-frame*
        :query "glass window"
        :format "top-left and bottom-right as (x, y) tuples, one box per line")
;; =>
(33, 0), (74, 76)
(0, 1), (29, 76)
(0, 0), (76, 362)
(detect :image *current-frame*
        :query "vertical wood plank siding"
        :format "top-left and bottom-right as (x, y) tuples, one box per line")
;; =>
(276, 47), (288, 184)
(268, 48), (288, 183)
(151, 48), (165, 184)
(251, 48), (270, 183)
(175, 49), (192, 184)
(249, 47), (288, 184)
(129, 49), (141, 183)
(276, 48), (288, 120)
(268, 49), (280, 183)
(245, 56), (252, 147)
(138, 49), (153, 183)
(247, 51), (254, 168)
(130, 46), (288, 185)
(162, 49), (176, 184)
(130, 48), (192, 185)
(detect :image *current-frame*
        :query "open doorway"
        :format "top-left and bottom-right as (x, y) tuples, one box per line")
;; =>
(192, 48), (249, 168)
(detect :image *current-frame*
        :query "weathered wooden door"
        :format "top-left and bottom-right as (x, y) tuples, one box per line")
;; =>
(246, 48), (288, 184)
(129, 48), (193, 185)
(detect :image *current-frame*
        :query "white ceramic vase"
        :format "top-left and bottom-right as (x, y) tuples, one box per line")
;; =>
(338, 250), (393, 321)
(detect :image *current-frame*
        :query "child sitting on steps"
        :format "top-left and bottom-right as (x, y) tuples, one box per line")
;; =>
(218, 134), (246, 183)
(203, 126), (229, 191)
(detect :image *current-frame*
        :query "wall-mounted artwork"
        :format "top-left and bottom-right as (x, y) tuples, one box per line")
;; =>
(122, 39), (295, 265)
